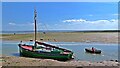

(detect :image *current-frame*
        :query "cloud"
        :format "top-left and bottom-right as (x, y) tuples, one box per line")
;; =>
(6, 22), (34, 31)
(112, 13), (119, 16)
(63, 19), (86, 23)
(9, 22), (16, 25)
(5, 19), (118, 31)
(88, 19), (118, 24)
(63, 19), (118, 24)
(88, 14), (93, 16)
(57, 19), (118, 30)
(8, 22), (36, 26)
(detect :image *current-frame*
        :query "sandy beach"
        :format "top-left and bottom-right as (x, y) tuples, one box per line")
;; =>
(1, 56), (119, 67)
(1, 32), (118, 43)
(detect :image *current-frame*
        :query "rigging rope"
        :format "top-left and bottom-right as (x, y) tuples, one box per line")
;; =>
(40, 23), (58, 42)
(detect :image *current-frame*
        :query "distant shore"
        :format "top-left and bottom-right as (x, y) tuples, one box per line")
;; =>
(1, 56), (119, 66)
(1, 32), (118, 43)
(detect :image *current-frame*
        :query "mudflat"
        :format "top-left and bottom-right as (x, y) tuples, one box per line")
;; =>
(1, 32), (118, 43)
(1, 56), (119, 66)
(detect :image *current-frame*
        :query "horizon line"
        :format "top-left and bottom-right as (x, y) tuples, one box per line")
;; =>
(1, 29), (119, 32)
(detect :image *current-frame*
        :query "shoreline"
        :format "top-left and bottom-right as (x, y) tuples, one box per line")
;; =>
(1, 32), (118, 44)
(1, 56), (119, 66)
(1, 40), (119, 46)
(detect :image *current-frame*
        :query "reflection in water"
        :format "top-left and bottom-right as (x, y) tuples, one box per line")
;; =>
(12, 53), (20, 57)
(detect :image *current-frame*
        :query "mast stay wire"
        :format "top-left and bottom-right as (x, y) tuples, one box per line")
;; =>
(42, 23), (66, 47)
(43, 23), (57, 42)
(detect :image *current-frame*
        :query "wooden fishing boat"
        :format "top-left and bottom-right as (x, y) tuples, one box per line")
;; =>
(18, 9), (73, 61)
(18, 41), (73, 61)
(85, 48), (101, 54)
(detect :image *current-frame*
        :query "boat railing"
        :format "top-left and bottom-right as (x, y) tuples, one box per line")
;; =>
(36, 41), (72, 52)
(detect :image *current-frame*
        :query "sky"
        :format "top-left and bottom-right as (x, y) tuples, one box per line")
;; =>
(2, 0), (120, 2)
(2, 2), (118, 31)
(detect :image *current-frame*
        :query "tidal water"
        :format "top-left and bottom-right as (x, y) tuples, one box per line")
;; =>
(1, 41), (118, 62)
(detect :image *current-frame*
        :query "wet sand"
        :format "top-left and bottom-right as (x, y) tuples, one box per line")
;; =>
(1, 32), (118, 43)
(1, 56), (119, 66)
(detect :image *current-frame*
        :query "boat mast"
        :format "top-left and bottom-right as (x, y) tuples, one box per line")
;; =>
(34, 8), (37, 49)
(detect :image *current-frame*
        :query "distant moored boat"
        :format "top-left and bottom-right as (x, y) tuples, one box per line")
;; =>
(85, 48), (101, 54)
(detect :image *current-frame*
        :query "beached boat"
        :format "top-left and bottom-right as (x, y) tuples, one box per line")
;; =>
(85, 48), (101, 54)
(18, 9), (73, 61)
